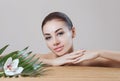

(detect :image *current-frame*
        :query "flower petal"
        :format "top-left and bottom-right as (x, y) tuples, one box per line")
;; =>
(14, 67), (24, 75)
(4, 70), (15, 76)
(3, 57), (12, 70)
(12, 59), (19, 69)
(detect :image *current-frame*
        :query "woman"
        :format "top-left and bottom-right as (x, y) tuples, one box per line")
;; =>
(39, 12), (120, 67)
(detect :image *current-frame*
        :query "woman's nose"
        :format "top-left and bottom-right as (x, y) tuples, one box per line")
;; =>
(53, 37), (60, 46)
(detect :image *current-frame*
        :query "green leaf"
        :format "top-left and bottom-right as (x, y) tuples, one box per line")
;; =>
(17, 46), (29, 56)
(0, 45), (45, 77)
(0, 72), (4, 77)
(0, 45), (9, 55)
(19, 54), (35, 66)
(21, 51), (32, 58)
(22, 57), (40, 72)
(0, 51), (18, 67)
(18, 51), (32, 63)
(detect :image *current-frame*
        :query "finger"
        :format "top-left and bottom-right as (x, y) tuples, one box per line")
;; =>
(68, 50), (86, 59)
(76, 49), (86, 54)
(69, 49), (86, 55)
(73, 57), (85, 64)
(67, 53), (84, 60)
(65, 58), (80, 64)
(64, 50), (85, 60)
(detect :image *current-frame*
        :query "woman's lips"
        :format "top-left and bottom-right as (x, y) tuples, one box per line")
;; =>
(54, 46), (64, 52)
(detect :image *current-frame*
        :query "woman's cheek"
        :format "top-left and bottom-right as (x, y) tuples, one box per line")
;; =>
(46, 41), (52, 49)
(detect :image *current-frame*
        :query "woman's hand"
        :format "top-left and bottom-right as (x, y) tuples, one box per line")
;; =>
(51, 50), (85, 66)
(73, 51), (100, 64)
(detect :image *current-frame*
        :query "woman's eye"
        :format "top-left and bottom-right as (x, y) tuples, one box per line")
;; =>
(45, 37), (51, 40)
(57, 32), (64, 36)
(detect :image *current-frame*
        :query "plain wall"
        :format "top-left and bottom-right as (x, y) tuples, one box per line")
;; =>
(0, 0), (120, 54)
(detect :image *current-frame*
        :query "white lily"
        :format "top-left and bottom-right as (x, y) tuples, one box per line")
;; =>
(3, 57), (24, 76)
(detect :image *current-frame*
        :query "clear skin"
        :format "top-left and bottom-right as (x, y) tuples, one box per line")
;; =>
(43, 19), (74, 56)
(39, 19), (120, 67)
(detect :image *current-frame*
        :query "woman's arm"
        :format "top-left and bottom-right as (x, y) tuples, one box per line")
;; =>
(99, 50), (120, 62)
(74, 50), (120, 64)
(36, 54), (54, 66)
(38, 50), (85, 66)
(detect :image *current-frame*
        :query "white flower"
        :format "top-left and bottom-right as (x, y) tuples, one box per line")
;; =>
(3, 57), (24, 76)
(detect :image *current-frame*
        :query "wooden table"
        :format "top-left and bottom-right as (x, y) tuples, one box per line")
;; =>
(1, 66), (120, 81)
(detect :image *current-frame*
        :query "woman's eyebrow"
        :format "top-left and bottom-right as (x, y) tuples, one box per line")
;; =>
(44, 28), (63, 36)
(55, 28), (63, 33)
(44, 33), (50, 36)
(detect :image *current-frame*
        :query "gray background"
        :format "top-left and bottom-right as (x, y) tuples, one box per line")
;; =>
(0, 0), (120, 54)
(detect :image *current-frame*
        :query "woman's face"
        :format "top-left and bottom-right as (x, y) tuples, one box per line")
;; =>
(43, 19), (75, 56)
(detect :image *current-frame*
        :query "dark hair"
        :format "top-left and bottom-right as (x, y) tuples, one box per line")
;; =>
(41, 12), (73, 31)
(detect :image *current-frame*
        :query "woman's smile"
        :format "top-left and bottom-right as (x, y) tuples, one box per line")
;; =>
(53, 45), (64, 52)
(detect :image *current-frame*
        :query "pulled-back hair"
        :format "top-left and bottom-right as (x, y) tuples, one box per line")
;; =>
(41, 12), (73, 31)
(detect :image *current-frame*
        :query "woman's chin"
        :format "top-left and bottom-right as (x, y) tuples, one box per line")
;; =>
(54, 51), (67, 57)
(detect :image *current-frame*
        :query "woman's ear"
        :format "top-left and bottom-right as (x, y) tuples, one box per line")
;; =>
(71, 27), (76, 38)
